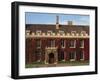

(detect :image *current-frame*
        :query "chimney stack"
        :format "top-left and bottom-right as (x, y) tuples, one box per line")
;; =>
(68, 21), (73, 25)
(56, 16), (59, 29)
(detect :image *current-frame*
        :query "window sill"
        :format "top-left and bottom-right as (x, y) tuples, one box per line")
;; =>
(62, 47), (65, 48)
(80, 47), (84, 48)
(70, 59), (75, 61)
(69, 47), (76, 48)
(80, 59), (84, 61)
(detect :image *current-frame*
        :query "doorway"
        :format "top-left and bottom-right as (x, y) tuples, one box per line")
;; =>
(49, 53), (54, 64)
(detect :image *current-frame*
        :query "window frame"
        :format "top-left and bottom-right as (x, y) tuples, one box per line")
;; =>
(69, 51), (76, 61)
(47, 31), (53, 35)
(81, 31), (86, 36)
(36, 39), (41, 48)
(35, 50), (41, 62)
(59, 30), (65, 35)
(80, 51), (84, 60)
(71, 31), (76, 36)
(69, 40), (76, 48)
(51, 40), (55, 47)
(36, 30), (42, 35)
(61, 40), (66, 48)
(80, 40), (84, 48)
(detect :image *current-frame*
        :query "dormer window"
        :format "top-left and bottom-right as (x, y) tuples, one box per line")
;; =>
(26, 30), (30, 35)
(47, 31), (53, 35)
(36, 30), (41, 35)
(71, 31), (76, 36)
(59, 31), (64, 35)
(81, 31), (86, 36)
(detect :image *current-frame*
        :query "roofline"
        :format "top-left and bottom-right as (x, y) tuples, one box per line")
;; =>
(26, 24), (89, 27)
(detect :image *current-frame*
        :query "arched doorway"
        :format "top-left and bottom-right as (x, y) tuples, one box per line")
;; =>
(49, 53), (54, 64)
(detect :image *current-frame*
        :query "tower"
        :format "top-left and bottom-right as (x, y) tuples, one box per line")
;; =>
(56, 15), (59, 29)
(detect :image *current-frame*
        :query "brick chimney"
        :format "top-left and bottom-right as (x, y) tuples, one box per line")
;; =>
(56, 16), (59, 29)
(68, 21), (73, 25)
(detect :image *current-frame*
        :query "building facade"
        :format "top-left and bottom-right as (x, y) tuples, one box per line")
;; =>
(25, 16), (89, 64)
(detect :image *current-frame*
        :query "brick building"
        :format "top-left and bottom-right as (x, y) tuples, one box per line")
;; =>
(25, 16), (89, 64)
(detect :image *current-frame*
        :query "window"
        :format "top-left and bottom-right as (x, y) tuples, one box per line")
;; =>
(60, 51), (64, 60)
(47, 31), (53, 35)
(48, 40), (55, 47)
(59, 31), (64, 35)
(35, 51), (41, 62)
(69, 52), (76, 61)
(61, 40), (65, 48)
(26, 30), (30, 35)
(51, 40), (55, 47)
(58, 51), (64, 61)
(80, 40), (84, 48)
(36, 39), (41, 48)
(36, 30), (41, 35)
(81, 31), (86, 36)
(71, 31), (76, 36)
(69, 40), (76, 48)
(79, 51), (84, 60)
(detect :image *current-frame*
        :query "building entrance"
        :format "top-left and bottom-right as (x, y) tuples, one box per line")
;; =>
(45, 47), (58, 64)
(49, 53), (54, 64)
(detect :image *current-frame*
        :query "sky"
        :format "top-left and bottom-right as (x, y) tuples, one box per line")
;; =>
(25, 12), (89, 26)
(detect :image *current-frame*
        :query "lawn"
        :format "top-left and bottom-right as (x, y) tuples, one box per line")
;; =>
(25, 60), (89, 68)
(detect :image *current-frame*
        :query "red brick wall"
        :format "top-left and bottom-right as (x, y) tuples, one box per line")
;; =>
(26, 38), (89, 64)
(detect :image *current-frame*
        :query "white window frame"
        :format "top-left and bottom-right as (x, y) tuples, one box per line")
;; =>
(61, 40), (66, 48)
(36, 51), (41, 62)
(80, 40), (84, 48)
(26, 30), (30, 35)
(61, 51), (65, 61)
(62, 51), (66, 61)
(70, 40), (76, 48)
(71, 31), (76, 36)
(80, 51), (84, 61)
(36, 39), (41, 48)
(36, 30), (41, 35)
(50, 40), (55, 47)
(47, 31), (53, 35)
(81, 31), (86, 36)
(59, 30), (65, 35)
(70, 52), (76, 61)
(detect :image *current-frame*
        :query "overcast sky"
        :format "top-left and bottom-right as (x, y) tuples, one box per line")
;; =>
(25, 12), (89, 26)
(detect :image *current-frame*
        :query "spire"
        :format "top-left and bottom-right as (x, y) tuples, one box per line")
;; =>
(56, 15), (59, 29)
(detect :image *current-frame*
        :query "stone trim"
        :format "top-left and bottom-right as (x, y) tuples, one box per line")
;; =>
(45, 47), (58, 64)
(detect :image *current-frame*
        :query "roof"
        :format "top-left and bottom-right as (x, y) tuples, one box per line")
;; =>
(26, 24), (89, 35)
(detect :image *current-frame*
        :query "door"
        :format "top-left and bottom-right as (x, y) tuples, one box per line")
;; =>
(49, 53), (54, 64)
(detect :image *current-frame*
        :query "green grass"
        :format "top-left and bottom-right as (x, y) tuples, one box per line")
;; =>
(25, 61), (45, 68)
(59, 60), (89, 64)
(26, 60), (89, 68)
(58, 60), (89, 65)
